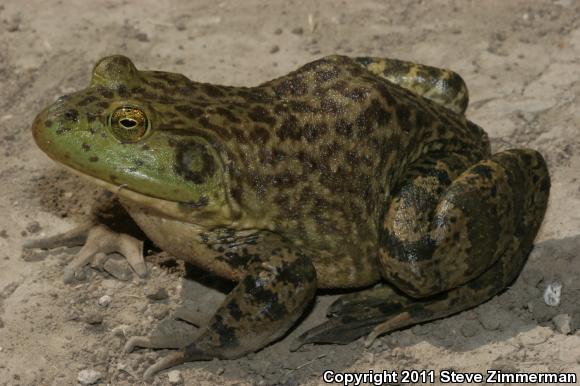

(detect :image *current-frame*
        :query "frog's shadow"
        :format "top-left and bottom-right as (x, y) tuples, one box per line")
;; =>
(172, 235), (579, 384)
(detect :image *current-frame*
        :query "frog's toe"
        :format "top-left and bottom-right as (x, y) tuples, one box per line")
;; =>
(23, 219), (96, 250)
(142, 344), (215, 381)
(124, 318), (199, 352)
(292, 314), (387, 350)
(143, 351), (187, 381)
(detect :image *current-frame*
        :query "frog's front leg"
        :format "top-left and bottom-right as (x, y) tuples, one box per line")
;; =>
(23, 192), (147, 282)
(125, 232), (317, 380)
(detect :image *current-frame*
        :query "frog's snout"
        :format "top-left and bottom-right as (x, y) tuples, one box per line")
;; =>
(31, 107), (51, 152)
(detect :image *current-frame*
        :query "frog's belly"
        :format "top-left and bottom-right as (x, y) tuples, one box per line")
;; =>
(121, 200), (245, 280)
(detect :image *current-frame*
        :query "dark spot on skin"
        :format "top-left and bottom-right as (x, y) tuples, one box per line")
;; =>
(174, 141), (216, 184)
(44, 120), (53, 128)
(335, 119), (353, 138)
(227, 301), (243, 320)
(209, 314), (239, 348)
(183, 196), (209, 208)
(242, 276), (287, 321)
(97, 87), (114, 99)
(216, 251), (249, 269)
(315, 68), (339, 82)
(303, 122), (327, 142)
(86, 112), (98, 123)
(345, 87), (369, 101)
(202, 84), (226, 98)
(230, 185), (243, 203)
(248, 106), (276, 126)
(64, 109), (79, 122)
(131, 86), (146, 95)
(375, 83), (397, 105)
(320, 98), (340, 113)
(141, 144), (151, 151)
(250, 126), (270, 142)
(215, 107), (241, 124)
(97, 101), (110, 109)
(56, 126), (71, 135)
(269, 172), (296, 188)
(175, 105), (204, 118)
(89, 155), (99, 162)
(81, 143), (91, 151)
(472, 164), (494, 179)
(288, 101), (315, 113)
(273, 104), (288, 115)
(78, 95), (98, 106)
(274, 78), (308, 97)
(277, 115), (302, 141)
(117, 84), (130, 98)
(393, 104), (413, 131)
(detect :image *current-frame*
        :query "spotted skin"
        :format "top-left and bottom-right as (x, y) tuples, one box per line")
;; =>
(31, 55), (550, 377)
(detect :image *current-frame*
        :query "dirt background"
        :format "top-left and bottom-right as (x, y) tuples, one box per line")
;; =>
(1, 0), (580, 385)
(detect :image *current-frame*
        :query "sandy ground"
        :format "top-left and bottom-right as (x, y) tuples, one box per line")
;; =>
(1, 0), (579, 385)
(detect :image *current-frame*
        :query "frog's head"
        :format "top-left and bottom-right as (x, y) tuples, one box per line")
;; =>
(32, 55), (232, 225)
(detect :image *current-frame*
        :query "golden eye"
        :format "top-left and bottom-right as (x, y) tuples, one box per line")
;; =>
(109, 107), (149, 142)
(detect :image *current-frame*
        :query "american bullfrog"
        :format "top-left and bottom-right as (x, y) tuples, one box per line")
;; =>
(29, 55), (550, 379)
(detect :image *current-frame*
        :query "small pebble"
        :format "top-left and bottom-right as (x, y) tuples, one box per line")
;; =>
(103, 259), (133, 281)
(544, 281), (562, 306)
(146, 287), (169, 301)
(477, 312), (501, 331)
(135, 32), (149, 42)
(553, 314), (572, 335)
(270, 45), (280, 54)
(98, 295), (112, 307)
(273, 28), (283, 35)
(84, 312), (103, 325)
(112, 324), (131, 337)
(77, 369), (102, 385)
(460, 321), (479, 337)
(291, 27), (304, 35)
(167, 369), (183, 385)
(26, 221), (42, 234)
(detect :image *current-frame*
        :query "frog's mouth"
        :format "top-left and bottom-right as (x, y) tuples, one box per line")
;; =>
(61, 164), (234, 227)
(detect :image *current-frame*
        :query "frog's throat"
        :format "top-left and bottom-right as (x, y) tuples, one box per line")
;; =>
(61, 164), (234, 227)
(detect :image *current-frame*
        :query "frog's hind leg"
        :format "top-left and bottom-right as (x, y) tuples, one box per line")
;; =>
(354, 57), (469, 114)
(379, 148), (549, 299)
(125, 232), (317, 380)
(292, 285), (416, 348)
(295, 246), (530, 348)
(295, 148), (550, 348)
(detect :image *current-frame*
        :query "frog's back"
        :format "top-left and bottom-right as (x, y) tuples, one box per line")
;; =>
(202, 56), (490, 252)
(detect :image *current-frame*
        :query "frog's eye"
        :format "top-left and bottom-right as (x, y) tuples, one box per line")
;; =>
(109, 107), (149, 142)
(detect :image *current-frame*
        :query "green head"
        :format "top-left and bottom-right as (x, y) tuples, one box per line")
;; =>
(32, 55), (231, 223)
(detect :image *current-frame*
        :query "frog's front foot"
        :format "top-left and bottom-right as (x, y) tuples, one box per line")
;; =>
(23, 221), (147, 283)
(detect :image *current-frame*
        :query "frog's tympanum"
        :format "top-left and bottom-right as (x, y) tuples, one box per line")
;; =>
(30, 55), (550, 379)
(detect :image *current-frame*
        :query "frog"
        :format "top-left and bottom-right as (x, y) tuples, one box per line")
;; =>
(28, 55), (550, 379)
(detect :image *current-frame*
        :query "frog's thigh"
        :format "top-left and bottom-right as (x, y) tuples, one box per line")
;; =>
(379, 149), (550, 299)
(354, 56), (469, 114)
